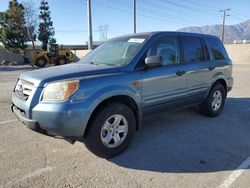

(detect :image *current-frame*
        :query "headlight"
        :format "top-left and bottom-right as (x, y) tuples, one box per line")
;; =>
(42, 80), (79, 101)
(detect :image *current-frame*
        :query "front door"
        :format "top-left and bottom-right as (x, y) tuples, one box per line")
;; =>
(140, 35), (187, 114)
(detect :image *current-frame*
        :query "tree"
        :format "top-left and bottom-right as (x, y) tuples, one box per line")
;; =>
(22, 0), (38, 49)
(38, 0), (56, 51)
(0, 0), (28, 55)
(0, 12), (4, 22)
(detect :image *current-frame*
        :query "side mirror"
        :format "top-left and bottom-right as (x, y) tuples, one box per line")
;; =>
(145, 56), (163, 68)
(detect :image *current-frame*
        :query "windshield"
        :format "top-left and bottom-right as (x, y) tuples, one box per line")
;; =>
(78, 36), (147, 66)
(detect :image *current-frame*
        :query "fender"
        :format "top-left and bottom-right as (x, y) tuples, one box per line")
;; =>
(79, 85), (143, 135)
(205, 72), (227, 98)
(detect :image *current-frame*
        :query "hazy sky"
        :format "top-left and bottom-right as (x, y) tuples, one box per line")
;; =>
(0, 0), (250, 44)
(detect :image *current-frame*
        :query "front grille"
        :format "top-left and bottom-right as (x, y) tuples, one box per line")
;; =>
(14, 79), (34, 100)
(13, 105), (26, 118)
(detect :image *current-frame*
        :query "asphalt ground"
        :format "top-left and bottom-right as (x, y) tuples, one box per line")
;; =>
(0, 64), (250, 188)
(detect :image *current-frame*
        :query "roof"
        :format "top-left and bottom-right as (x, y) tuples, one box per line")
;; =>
(114, 31), (218, 39)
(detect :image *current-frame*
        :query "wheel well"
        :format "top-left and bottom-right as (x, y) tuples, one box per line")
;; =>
(83, 95), (140, 137)
(57, 55), (67, 60)
(37, 56), (47, 61)
(213, 79), (227, 96)
(35, 56), (48, 66)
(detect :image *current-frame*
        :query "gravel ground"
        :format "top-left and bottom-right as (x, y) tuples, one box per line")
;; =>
(0, 64), (250, 188)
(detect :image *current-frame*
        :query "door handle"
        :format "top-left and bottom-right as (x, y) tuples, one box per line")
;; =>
(176, 70), (186, 76)
(208, 66), (215, 71)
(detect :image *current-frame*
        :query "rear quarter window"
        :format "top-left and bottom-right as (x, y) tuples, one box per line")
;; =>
(206, 37), (229, 60)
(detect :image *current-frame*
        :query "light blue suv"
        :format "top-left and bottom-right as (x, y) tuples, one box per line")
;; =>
(11, 32), (233, 158)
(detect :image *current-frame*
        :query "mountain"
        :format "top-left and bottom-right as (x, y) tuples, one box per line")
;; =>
(177, 19), (250, 43)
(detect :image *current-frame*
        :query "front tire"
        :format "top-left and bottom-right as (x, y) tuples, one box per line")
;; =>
(84, 102), (136, 158)
(199, 83), (226, 117)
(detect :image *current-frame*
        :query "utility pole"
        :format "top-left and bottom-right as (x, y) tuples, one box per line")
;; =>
(87, 0), (93, 49)
(99, 24), (109, 41)
(220, 8), (230, 43)
(133, 0), (136, 33)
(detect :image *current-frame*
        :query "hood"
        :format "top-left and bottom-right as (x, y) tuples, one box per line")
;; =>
(20, 63), (120, 87)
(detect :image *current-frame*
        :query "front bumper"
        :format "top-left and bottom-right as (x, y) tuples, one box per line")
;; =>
(12, 105), (38, 129)
(11, 91), (95, 137)
(11, 105), (47, 134)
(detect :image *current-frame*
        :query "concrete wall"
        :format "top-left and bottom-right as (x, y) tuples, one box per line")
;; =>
(0, 48), (91, 65)
(73, 46), (250, 65)
(224, 44), (250, 64)
(1, 45), (250, 65)
(70, 50), (91, 61)
(0, 48), (23, 65)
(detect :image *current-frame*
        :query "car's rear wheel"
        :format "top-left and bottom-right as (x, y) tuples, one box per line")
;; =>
(84, 102), (136, 158)
(199, 83), (226, 117)
(56, 56), (67, 65)
(35, 56), (47, 67)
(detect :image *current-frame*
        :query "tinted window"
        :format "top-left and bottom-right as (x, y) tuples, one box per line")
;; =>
(206, 37), (228, 60)
(147, 36), (180, 65)
(202, 39), (211, 61)
(182, 36), (206, 62)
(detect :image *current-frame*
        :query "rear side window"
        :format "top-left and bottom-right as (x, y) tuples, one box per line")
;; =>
(206, 37), (228, 60)
(182, 36), (206, 62)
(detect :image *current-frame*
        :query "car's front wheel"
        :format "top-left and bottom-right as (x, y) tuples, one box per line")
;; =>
(84, 102), (136, 158)
(199, 83), (226, 117)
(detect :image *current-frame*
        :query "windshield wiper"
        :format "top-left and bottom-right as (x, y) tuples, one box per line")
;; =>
(88, 61), (97, 65)
(88, 62), (118, 67)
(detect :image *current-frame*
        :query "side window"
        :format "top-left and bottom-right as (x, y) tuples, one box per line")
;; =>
(182, 36), (206, 62)
(206, 37), (229, 60)
(147, 36), (180, 66)
(202, 39), (211, 61)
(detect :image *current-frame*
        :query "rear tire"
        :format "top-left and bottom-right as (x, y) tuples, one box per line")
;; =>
(35, 57), (47, 67)
(56, 56), (67, 65)
(199, 83), (226, 117)
(84, 102), (136, 158)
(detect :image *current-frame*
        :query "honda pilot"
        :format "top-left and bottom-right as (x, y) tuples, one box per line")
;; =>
(12, 32), (233, 158)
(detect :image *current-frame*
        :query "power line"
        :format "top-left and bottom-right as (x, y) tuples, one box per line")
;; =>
(92, 1), (132, 15)
(91, 0), (187, 26)
(160, 0), (218, 15)
(136, 0), (217, 25)
(103, 0), (217, 26)
(92, 0), (238, 37)
(230, 15), (246, 22)
(231, 10), (249, 19)
(92, 0), (224, 35)
(231, 10), (249, 21)
(56, 30), (87, 33)
(136, 0), (221, 21)
(181, 0), (223, 11)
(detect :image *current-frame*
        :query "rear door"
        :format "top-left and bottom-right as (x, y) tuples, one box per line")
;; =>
(140, 35), (187, 114)
(181, 36), (213, 104)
